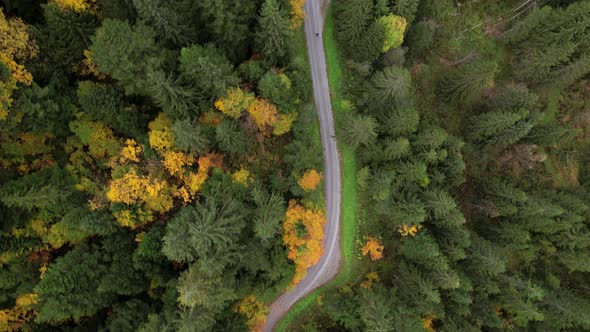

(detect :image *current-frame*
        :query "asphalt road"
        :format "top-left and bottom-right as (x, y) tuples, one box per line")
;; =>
(263, 0), (342, 331)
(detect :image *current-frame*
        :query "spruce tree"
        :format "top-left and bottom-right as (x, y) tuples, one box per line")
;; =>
(438, 61), (498, 104)
(255, 0), (293, 65)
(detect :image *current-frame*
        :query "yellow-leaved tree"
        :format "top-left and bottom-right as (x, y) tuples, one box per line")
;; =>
(273, 112), (298, 136)
(119, 139), (142, 163)
(106, 168), (173, 227)
(163, 150), (194, 177)
(215, 87), (255, 119)
(0, 9), (38, 120)
(232, 168), (251, 187)
(290, 0), (306, 29)
(298, 169), (322, 191)
(148, 113), (175, 153)
(398, 224), (422, 237)
(0, 293), (38, 332)
(361, 236), (384, 261)
(282, 200), (326, 286)
(51, 0), (96, 12)
(248, 98), (278, 132)
(234, 295), (268, 332)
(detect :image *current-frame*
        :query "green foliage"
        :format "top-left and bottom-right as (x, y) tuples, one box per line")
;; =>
(255, 0), (293, 65)
(341, 112), (378, 149)
(146, 69), (197, 119)
(389, 0), (420, 24)
(90, 19), (162, 95)
(438, 61), (498, 104)
(258, 71), (295, 111)
(407, 20), (438, 59)
(335, 0), (374, 61)
(162, 197), (245, 264)
(215, 121), (251, 157)
(172, 119), (210, 153)
(34, 244), (114, 323)
(252, 188), (286, 241)
(34, 3), (98, 77)
(179, 44), (238, 101)
(177, 264), (236, 309)
(0, 167), (73, 212)
(13, 80), (77, 136)
(366, 65), (412, 106)
(105, 299), (153, 332)
(193, 0), (258, 62)
(133, 0), (195, 45)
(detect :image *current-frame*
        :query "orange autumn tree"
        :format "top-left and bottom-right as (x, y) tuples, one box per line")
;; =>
(298, 169), (322, 191)
(235, 295), (268, 332)
(0, 9), (38, 120)
(361, 236), (384, 261)
(283, 200), (326, 286)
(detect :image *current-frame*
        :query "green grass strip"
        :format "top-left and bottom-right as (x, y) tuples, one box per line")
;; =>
(275, 6), (358, 331)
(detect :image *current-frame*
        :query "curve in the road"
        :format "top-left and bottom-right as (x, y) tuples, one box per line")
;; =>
(263, 0), (342, 331)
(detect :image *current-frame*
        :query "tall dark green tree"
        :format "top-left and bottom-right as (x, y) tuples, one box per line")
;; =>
(255, 0), (293, 65)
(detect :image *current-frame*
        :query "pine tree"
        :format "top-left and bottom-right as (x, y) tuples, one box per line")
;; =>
(132, 0), (195, 46)
(438, 61), (498, 104)
(335, 0), (374, 58)
(34, 244), (114, 323)
(215, 121), (251, 157)
(408, 20), (438, 59)
(255, 0), (293, 65)
(252, 188), (286, 241)
(468, 109), (528, 142)
(366, 65), (412, 105)
(90, 19), (163, 95)
(525, 124), (581, 147)
(341, 112), (378, 149)
(358, 285), (396, 331)
(179, 44), (238, 101)
(383, 137), (410, 160)
(146, 70), (197, 119)
(38, 3), (98, 75)
(172, 119), (210, 154)
(162, 197), (245, 264)
(176, 265), (236, 309)
(194, 0), (258, 62)
(379, 105), (420, 137)
(106, 299), (153, 332)
(390, 0), (420, 24)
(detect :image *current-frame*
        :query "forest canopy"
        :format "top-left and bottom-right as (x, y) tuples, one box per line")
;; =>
(2, 0), (590, 331)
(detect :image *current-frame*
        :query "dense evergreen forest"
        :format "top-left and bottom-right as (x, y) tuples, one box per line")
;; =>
(292, 0), (590, 331)
(2, 0), (590, 331)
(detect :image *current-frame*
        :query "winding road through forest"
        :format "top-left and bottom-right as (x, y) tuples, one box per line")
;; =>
(263, 0), (342, 330)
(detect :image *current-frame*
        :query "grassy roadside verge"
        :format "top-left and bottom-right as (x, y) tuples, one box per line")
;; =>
(275, 6), (358, 331)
